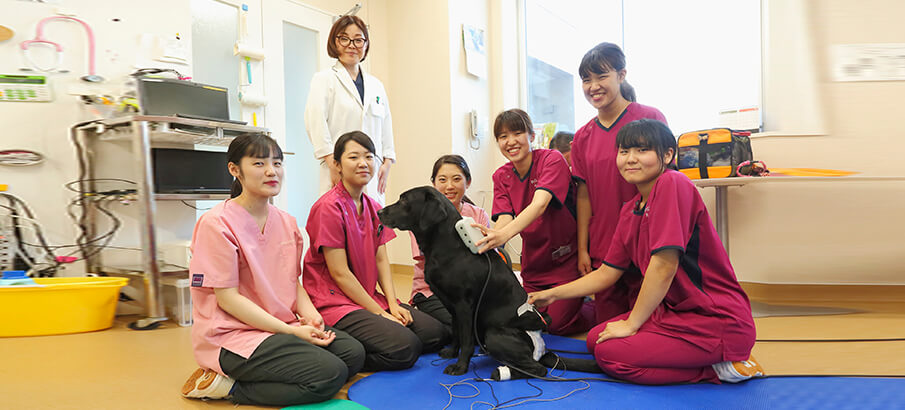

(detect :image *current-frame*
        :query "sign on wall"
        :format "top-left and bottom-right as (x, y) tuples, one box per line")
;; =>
(831, 43), (905, 82)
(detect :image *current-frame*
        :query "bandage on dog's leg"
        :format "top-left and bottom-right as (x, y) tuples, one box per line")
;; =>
(492, 366), (512, 381)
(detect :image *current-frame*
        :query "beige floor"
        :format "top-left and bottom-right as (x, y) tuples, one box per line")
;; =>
(2, 275), (904, 409)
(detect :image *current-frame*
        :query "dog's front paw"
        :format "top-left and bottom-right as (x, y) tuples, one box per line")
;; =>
(444, 362), (469, 375)
(439, 347), (458, 359)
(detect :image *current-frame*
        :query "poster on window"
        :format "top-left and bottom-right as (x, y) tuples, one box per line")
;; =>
(462, 24), (486, 78)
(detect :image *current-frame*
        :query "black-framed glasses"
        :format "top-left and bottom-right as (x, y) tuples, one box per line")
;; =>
(336, 36), (367, 48)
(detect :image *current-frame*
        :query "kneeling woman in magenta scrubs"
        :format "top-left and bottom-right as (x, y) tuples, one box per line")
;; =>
(303, 131), (449, 371)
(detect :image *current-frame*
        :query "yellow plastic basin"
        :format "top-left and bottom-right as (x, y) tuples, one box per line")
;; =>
(0, 277), (128, 337)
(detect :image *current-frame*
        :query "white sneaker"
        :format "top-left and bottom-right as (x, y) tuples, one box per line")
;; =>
(712, 357), (765, 383)
(181, 368), (235, 399)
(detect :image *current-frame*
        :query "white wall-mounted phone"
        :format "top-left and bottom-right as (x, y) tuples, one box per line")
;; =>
(469, 109), (479, 139)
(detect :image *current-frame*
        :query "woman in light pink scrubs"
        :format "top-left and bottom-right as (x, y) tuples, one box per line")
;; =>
(181, 134), (365, 406)
(303, 131), (449, 371)
(409, 154), (490, 328)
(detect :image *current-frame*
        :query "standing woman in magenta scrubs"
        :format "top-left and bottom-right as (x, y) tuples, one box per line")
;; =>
(571, 42), (668, 324)
(305, 15), (396, 205)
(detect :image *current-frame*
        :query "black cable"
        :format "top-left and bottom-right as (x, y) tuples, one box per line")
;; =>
(68, 120), (109, 262)
(1, 194), (60, 275)
(64, 178), (137, 194)
(494, 379), (543, 408)
(471, 366), (500, 408)
(547, 348), (592, 355)
(4, 198), (36, 268)
(180, 200), (213, 211)
(7, 195), (58, 261)
(130, 68), (185, 78)
(61, 193), (123, 262)
(72, 196), (122, 261)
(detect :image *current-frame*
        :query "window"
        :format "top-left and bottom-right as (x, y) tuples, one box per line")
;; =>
(525, 0), (761, 141)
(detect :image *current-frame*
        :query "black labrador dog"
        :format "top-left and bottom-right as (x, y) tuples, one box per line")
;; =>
(378, 186), (601, 380)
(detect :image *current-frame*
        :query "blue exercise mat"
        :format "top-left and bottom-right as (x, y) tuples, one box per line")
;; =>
(348, 334), (905, 410)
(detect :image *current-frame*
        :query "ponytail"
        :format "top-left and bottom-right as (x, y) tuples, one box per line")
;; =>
(230, 178), (243, 198)
(620, 81), (637, 102)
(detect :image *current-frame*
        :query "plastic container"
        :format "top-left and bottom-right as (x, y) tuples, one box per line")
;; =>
(0, 270), (39, 286)
(0, 276), (128, 337)
(161, 276), (193, 327)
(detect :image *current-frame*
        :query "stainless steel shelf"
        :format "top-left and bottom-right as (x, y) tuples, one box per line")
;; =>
(80, 115), (270, 147)
(155, 193), (229, 201)
(101, 265), (189, 277)
(76, 115), (269, 328)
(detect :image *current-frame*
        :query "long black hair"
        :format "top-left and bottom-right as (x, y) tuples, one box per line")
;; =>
(615, 119), (677, 171)
(579, 42), (635, 102)
(430, 154), (475, 205)
(227, 133), (284, 198)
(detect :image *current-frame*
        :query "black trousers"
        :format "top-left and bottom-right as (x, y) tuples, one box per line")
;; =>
(412, 292), (452, 328)
(333, 303), (450, 371)
(220, 328), (365, 406)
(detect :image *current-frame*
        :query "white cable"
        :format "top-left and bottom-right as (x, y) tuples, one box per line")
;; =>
(440, 377), (482, 410)
(3, 215), (45, 229)
(1, 212), (48, 240)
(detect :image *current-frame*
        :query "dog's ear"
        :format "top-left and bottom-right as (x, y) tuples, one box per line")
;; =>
(418, 188), (449, 232)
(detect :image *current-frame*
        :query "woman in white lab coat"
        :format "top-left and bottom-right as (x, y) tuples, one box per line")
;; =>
(305, 15), (396, 205)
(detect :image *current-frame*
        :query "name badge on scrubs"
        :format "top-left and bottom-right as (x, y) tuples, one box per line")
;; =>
(551, 245), (571, 260)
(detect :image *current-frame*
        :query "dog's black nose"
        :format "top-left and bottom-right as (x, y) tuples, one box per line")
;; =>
(377, 208), (391, 224)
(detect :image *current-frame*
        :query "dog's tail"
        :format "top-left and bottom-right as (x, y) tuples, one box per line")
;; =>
(539, 352), (604, 374)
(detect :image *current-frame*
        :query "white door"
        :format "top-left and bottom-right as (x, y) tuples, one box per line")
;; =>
(262, 0), (333, 221)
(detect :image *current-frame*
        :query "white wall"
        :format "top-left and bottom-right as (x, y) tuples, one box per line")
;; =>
(713, 0), (905, 284)
(0, 0), (192, 274)
(380, 0), (454, 265)
(379, 0), (516, 266)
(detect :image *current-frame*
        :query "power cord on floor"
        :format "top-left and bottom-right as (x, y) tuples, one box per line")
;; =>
(435, 352), (598, 410)
(439, 376), (481, 410)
